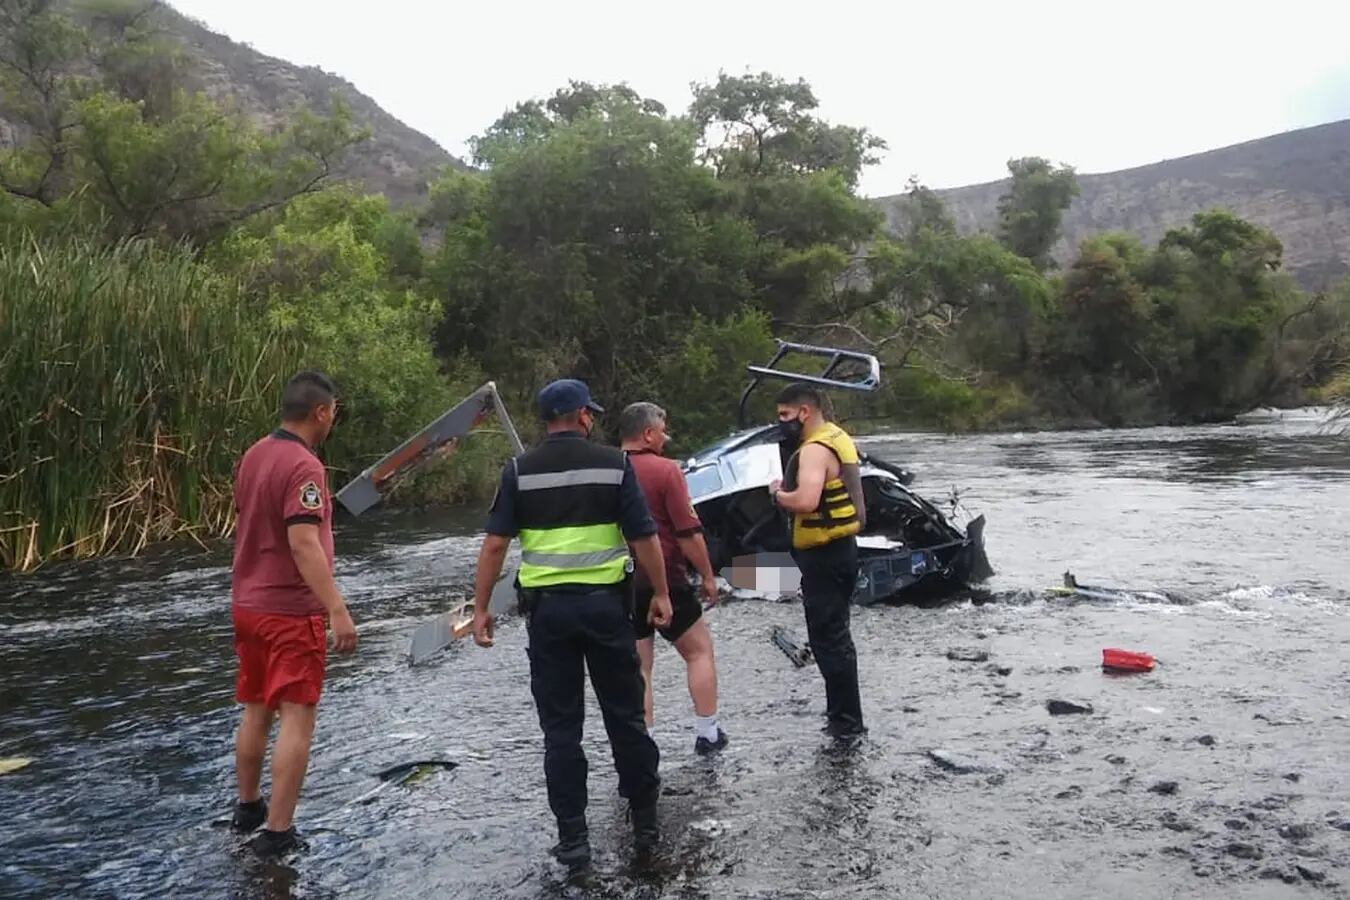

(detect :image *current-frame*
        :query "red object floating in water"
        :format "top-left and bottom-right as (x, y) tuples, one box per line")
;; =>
(1102, 648), (1155, 672)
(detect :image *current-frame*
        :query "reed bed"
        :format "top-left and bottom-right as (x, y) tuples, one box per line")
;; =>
(0, 232), (302, 571)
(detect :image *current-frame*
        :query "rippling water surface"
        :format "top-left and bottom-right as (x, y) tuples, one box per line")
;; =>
(2, 410), (1349, 899)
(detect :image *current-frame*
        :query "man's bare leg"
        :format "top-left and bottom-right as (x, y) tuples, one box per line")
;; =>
(672, 619), (717, 717)
(265, 701), (318, 831)
(636, 636), (655, 728)
(235, 703), (274, 803)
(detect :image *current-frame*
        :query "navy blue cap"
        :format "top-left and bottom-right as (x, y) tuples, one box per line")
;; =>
(537, 378), (605, 420)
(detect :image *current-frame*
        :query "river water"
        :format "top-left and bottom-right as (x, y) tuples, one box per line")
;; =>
(2, 410), (1349, 899)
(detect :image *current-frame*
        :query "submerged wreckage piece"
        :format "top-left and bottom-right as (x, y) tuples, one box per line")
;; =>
(335, 381), (525, 516)
(770, 625), (813, 667)
(681, 340), (993, 607)
(1050, 571), (1173, 605)
(333, 381), (527, 661)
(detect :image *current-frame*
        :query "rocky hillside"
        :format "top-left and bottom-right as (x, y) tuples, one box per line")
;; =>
(131, 3), (463, 208)
(875, 119), (1350, 289)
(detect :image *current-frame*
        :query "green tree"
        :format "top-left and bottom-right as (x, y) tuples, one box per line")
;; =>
(0, 0), (367, 243)
(995, 156), (1079, 270)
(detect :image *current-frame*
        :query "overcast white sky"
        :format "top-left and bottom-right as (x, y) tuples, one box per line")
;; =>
(169, 0), (1350, 198)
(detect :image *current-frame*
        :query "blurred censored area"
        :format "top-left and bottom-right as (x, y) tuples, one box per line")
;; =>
(721, 552), (803, 599)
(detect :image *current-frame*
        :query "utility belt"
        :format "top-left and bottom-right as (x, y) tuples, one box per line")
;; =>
(516, 558), (636, 623)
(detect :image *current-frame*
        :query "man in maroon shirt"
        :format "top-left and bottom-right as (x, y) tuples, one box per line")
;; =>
(619, 402), (728, 754)
(228, 369), (357, 857)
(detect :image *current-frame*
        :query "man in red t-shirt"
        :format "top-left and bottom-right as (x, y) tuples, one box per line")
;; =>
(228, 369), (357, 857)
(618, 402), (728, 755)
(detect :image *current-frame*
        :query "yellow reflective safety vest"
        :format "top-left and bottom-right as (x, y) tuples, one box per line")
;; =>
(512, 435), (632, 589)
(784, 421), (863, 550)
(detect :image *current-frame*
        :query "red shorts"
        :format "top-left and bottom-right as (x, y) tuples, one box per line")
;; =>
(232, 607), (327, 709)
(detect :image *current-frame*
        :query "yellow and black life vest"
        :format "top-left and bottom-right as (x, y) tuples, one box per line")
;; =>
(783, 421), (863, 550)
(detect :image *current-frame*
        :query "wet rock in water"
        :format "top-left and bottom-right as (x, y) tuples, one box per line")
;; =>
(902, 706), (920, 714)
(1055, 785), (1083, 800)
(1225, 842), (1264, 860)
(1259, 868), (1299, 884)
(1253, 713), (1305, 726)
(1105, 754), (1127, 765)
(985, 664), (1013, 677)
(1160, 812), (1192, 832)
(1047, 700), (1093, 716)
(1193, 735), (1217, 747)
(1057, 665), (1081, 674)
(946, 648), (989, 663)
(1283, 772), (1301, 783)
(927, 749), (1005, 775)
(1278, 823), (1315, 842)
(1296, 865), (1327, 884)
(1149, 781), (1180, 796)
(1253, 795), (1292, 811)
(975, 632), (989, 640)
(1331, 818), (1350, 832)
(1225, 819), (1249, 831)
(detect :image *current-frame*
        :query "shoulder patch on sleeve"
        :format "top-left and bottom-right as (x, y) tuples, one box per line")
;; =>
(298, 480), (323, 511)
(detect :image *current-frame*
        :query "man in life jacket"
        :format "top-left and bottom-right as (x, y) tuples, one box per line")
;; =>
(470, 378), (673, 871)
(767, 382), (867, 740)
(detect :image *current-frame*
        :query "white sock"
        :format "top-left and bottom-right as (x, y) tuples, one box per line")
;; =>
(695, 714), (720, 741)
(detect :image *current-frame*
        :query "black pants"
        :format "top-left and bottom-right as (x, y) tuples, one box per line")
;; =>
(525, 586), (660, 823)
(791, 536), (864, 733)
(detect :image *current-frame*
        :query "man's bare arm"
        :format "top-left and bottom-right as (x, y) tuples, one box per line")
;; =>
(474, 534), (511, 614)
(287, 524), (346, 615)
(288, 523), (356, 652)
(773, 444), (830, 513)
(632, 534), (669, 597)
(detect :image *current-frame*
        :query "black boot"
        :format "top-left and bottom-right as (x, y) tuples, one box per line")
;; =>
(551, 816), (590, 870)
(629, 793), (659, 855)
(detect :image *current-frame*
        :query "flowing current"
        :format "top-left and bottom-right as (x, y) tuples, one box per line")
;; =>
(2, 410), (1348, 899)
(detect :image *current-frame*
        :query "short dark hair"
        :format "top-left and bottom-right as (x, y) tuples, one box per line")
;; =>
(280, 369), (337, 422)
(618, 402), (666, 440)
(775, 382), (823, 410)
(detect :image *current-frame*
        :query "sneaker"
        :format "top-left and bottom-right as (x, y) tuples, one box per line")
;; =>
(550, 816), (591, 870)
(247, 826), (304, 858)
(694, 727), (729, 755)
(230, 798), (267, 833)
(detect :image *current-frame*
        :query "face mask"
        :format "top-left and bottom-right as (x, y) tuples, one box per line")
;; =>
(776, 416), (804, 444)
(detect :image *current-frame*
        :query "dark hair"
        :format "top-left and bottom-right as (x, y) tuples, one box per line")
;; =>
(618, 401), (665, 440)
(280, 369), (337, 422)
(774, 382), (823, 410)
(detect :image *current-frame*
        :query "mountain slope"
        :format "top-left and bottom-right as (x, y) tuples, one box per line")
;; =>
(874, 119), (1350, 289)
(162, 7), (463, 208)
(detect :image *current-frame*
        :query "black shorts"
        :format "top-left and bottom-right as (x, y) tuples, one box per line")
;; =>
(633, 581), (702, 642)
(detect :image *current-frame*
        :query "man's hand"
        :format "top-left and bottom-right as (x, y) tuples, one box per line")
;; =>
(768, 478), (783, 496)
(699, 577), (719, 609)
(648, 591), (673, 628)
(473, 609), (495, 647)
(472, 534), (510, 648)
(329, 606), (358, 653)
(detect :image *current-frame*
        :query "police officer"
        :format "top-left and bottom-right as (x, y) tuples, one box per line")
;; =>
(767, 382), (867, 740)
(471, 378), (674, 870)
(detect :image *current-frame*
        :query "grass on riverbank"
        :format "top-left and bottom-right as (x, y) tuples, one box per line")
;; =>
(0, 234), (517, 573)
(0, 234), (305, 571)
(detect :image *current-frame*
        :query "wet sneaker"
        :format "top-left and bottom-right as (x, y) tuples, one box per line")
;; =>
(230, 798), (267, 833)
(247, 826), (305, 858)
(694, 727), (729, 755)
